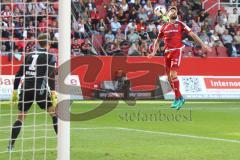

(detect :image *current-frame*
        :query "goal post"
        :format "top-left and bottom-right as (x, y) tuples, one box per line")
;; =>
(58, 0), (71, 160)
(0, 0), (71, 159)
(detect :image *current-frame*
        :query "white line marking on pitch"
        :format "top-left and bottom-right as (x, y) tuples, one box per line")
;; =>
(0, 127), (239, 144)
(72, 101), (239, 104)
(72, 127), (240, 144)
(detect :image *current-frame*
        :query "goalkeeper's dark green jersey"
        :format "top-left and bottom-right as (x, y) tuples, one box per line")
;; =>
(14, 47), (56, 91)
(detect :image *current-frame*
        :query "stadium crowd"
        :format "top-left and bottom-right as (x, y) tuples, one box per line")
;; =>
(71, 0), (240, 57)
(0, 0), (59, 58)
(0, 0), (239, 58)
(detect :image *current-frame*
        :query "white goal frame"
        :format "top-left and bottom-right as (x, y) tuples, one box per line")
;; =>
(58, 0), (71, 160)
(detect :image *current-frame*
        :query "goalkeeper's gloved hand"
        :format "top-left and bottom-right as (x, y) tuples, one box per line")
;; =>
(50, 91), (57, 107)
(12, 90), (18, 104)
(162, 15), (169, 22)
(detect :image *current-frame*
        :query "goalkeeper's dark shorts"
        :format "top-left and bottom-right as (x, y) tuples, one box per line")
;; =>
(18, 89), (53, 112)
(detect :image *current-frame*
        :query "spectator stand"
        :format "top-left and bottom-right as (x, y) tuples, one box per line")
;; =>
(1, 0), (239, 57)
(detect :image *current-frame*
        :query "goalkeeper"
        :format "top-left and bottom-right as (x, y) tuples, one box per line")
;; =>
(9, 34), (58, 151)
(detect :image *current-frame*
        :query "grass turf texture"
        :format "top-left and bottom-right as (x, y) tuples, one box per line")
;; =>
(0, 100), (240, 160)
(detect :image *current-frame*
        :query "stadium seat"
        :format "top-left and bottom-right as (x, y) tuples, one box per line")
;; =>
(96, 5), (106, 19)
(193, 47), (217, 57)
(13, 37), (19, 40)
(103, 0), (110, 4)
(77, 39), (85, 46)
(49, 48), (58, 55)
(216, 46), (228, 57)
(0, 37), (10, 41)
(94, 0), (103, 5)
(92, 34), (103, 53)
(15, 41), (25, 50)
(202, 0), (227, 24)
(206, 47), (218, 57)
(182, 47), (193, 56)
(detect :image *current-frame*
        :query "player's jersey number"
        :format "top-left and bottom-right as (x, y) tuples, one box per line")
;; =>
(29, 55), (39, 71)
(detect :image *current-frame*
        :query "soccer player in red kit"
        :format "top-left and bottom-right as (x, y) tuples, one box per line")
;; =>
(148, 6), (212, 110)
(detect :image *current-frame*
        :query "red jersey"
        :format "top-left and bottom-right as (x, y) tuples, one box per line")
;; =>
(157, 20), (191, 51)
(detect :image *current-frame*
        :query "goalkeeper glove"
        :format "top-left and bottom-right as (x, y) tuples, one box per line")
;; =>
(12, 90), (18, 104)
(50, 91), (57, 107)
(162, 15), (169, 22)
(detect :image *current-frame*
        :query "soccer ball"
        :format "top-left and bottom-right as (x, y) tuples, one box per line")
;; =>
(154, 5), (166, 17)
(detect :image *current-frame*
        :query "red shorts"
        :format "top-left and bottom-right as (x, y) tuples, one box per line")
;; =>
(165, 49), (182, 74)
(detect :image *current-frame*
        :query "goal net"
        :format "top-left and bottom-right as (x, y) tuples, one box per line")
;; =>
(0, 0), (70, 159)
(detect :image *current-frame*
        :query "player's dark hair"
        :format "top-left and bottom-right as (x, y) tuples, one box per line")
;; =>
(38, 34), (49, 48)
(167, 6), (177, 13)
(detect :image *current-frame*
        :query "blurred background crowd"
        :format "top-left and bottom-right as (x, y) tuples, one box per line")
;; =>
(71, 0), (240, 57)
(0, 0), (240, 58)
(1, 0), (58, 59)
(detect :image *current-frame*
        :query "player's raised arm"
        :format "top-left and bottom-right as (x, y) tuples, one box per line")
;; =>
(150, 38), (161, 57)
(188, 31), (212, 53)
(148, 27), (163, 58)
(148, 6), (168, 58)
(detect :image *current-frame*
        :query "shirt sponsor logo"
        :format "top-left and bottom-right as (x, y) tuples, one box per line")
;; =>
(26, 71), (36, 76)
(165, 30), (178, 33)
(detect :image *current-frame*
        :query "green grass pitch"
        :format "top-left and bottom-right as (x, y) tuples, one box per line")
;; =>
(0, 100), (240, 160)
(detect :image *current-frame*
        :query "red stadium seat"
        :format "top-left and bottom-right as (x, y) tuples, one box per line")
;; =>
(96, 5), (106, 19)
(94, 0), (103, 5)
(92, 34), (103, 53)
(206, 47), (218, 57)
(77, 39), (85, 46)
(103, 0), (110, 4)
(49, 48), (58, 55)
(193, 47), (217, 57)
(15, 41), (25, 50)
(13, 38), (20, 41)
(0, 37), (10, 41)
(182, 47), (193, 56)
(216, 46), (228, 57)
